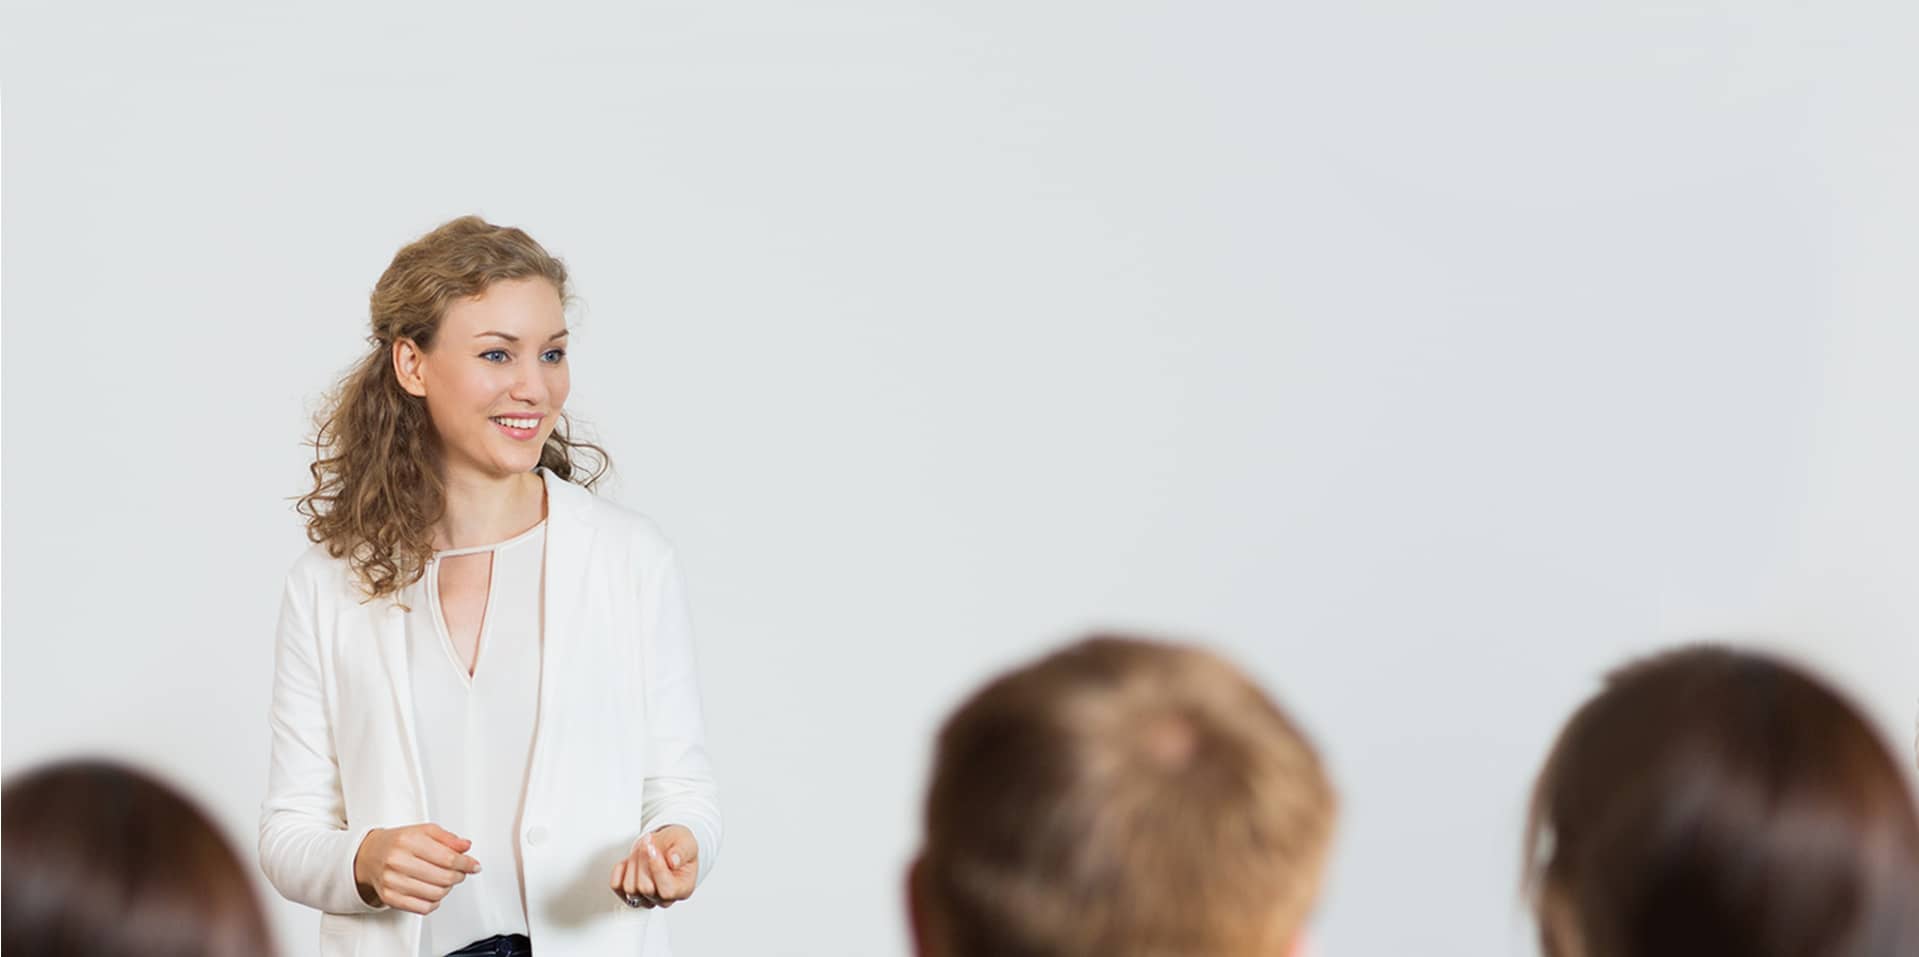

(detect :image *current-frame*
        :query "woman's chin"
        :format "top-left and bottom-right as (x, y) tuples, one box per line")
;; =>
(464, 450), (545, 479)
(491, 438), (549, 467)
(505, 454), (545, 475)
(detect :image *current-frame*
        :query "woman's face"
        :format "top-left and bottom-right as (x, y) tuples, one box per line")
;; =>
(394, 277), (571, 481)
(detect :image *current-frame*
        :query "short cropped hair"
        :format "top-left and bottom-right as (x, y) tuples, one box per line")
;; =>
(916, 635), (1337, 957)
(1526, 645), (1919, 957)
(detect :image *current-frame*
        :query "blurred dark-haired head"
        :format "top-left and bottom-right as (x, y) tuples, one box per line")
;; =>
(2, 760), (275, 957)
(1526, 645), (1919, 957)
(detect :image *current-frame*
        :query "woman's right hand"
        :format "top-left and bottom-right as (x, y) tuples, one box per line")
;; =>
(352, 823), (482, 913)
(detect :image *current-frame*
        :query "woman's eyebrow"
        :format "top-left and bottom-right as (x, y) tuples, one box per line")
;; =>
(475, 329), (570, 342)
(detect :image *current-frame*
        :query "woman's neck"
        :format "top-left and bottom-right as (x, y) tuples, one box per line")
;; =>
(434, 467), (546, 550)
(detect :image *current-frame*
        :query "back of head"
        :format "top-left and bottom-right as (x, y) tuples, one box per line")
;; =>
(1526, 645), (1919, 957)
(2, 760), (275, 957)
(914, 635), (1337, 957)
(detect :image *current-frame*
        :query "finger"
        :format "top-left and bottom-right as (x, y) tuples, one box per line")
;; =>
(611, 859), (655, 902)
(624, 851), (657, 899)
(423, 824), (474, 853)
(384, 873), (452, 905)
(384, 892), (439, 915)
(610, 869), (660, 911)
(614, 888), (658, 909)
(655, 828), (696, 871)
(409, 833), (481, 874)
(393, 856), (466, 889)
(644, 834), (685, 901)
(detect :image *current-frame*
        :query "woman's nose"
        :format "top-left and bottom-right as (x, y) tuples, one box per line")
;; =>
(509, 364), (550, 404)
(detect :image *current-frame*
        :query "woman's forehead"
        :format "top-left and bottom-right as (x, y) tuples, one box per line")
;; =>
(442, 278), (566, 336)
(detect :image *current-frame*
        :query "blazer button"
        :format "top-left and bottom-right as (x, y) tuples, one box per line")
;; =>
(525, 826), (548, 847)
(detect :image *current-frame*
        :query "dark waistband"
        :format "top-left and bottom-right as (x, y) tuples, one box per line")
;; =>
(445, 933), (531, 957)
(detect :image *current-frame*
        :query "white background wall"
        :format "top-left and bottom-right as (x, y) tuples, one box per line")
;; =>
(4, 2), (1916, 955)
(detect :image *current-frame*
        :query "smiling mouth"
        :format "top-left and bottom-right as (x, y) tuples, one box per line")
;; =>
(491, 415), (544, 430)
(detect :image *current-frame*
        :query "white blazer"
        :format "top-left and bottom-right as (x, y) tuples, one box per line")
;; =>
(260, 470), (721, 957)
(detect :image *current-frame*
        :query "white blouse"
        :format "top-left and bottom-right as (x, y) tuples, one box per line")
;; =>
(403, 521), (546, 956)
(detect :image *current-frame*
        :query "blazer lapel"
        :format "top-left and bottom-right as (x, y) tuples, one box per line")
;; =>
(377, 598), (432, 818)
(540, 468), (592, 665)
(531, 470), (594, 778)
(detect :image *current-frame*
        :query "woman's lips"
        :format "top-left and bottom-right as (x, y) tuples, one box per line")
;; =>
(490, 414), (544, 441)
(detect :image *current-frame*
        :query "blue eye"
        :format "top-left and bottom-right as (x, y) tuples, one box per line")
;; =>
(480, 350), (510, 363)
(541, 348), (567, 364)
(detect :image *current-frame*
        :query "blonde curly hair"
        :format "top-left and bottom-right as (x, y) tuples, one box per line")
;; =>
(298, 215), (608, 600)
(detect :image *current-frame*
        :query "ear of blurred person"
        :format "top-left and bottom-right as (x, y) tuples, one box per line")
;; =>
(2, 760), (276, 957)
(1525, 645), (1919, 957)
(909, 634), (1336, 957)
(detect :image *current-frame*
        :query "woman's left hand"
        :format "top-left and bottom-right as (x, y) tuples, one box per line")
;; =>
(611, 825), (699, 908)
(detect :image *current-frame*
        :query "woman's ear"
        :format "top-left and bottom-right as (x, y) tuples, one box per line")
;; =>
(392, 338), (428, 397)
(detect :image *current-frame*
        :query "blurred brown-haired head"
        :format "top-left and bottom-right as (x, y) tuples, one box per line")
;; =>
(2, 760), (275, 957)
(911, 635), (1337, 957)
(1525, 645), (1919, 957)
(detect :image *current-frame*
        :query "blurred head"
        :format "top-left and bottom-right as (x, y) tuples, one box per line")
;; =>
(1525, 645), (1919, 957)
(299, 215), (608, 599)
(2, 760), (275, 957)
(911, 635), (1337, 957)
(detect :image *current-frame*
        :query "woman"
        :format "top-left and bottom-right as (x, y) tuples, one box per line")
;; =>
(4, 760), (277, 957)
(261, 216), (721, 957)
(1524, 645), (1919, 957)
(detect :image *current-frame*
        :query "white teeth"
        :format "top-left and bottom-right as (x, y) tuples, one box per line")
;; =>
(492, 417), (540, 430)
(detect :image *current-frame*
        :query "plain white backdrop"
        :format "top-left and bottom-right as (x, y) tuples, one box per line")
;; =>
(4, 2), (1917, 955)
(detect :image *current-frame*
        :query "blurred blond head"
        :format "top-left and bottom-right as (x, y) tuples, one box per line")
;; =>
(911, 635), (1337, 957)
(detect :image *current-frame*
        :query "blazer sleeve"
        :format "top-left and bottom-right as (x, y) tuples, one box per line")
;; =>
(258, 566), (386, 915)
(636, 548), (724, 887)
